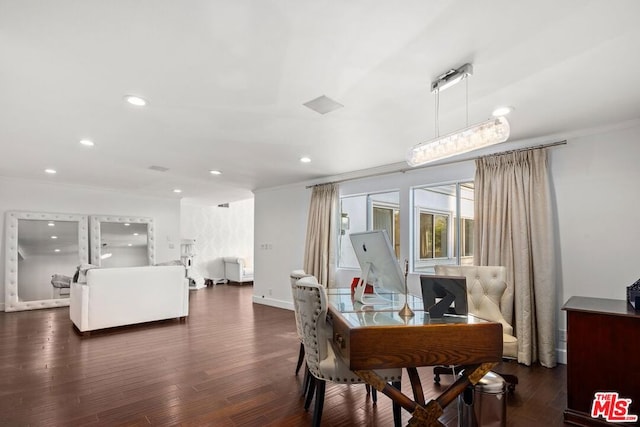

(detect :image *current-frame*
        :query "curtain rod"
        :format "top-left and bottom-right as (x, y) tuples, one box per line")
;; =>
(307, 139), (567, 189)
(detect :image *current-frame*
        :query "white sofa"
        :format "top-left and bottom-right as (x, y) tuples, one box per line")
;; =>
(223, 257), (254, 284)
(70, 265), (189, 333)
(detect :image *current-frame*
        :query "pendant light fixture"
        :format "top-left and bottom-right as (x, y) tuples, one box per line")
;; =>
(406, 63), (510, 167)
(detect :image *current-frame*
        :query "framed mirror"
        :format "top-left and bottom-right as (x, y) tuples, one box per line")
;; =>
(4, 211), (89, 312)
(90, 216), (155, 267)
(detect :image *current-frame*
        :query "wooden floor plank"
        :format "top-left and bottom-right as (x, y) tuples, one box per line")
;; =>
(0, 284), (569, 426)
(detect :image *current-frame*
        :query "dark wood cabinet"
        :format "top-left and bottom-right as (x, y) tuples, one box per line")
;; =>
(562, 296), (640, 426)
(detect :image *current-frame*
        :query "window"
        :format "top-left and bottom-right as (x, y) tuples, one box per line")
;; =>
(412, 182), (474, 272)
(372, 204), (400, 258)
(418, 211), (449, 259)
(338, 191), (400, 268)
(454, 217), (474, 258)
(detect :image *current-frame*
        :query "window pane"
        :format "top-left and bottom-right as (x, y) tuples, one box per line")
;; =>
(338, 195), (367, 268)
(339, 191), (400, 268)
(464, 219), (474, 257)
(373, 206), (400, 258)
(412, 182), (473, 273)
(373, 207), (393, 234)
(434, 214), (448, 258)
(370, 191), (400, 259)
(419, 213), (433, 259)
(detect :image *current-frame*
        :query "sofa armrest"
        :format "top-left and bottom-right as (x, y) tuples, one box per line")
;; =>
(70, 282), (90, 331)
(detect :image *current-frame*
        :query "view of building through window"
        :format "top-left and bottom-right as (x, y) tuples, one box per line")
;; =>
(413, 182), (474, 272)
(338, 191), (399, 269)
(338, 182), (473, 273)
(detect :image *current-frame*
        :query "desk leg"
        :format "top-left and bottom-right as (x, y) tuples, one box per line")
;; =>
(355, 362), (496, 427)
(406, 367), (425, 406)
(432, 362), (495, 413)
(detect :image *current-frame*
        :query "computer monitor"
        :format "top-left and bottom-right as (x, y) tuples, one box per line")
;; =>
(420, 275), (468, 318)
(349, 230), (405, 304)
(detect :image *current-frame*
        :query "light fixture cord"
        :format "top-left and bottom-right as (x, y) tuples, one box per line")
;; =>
(466, 76), (469, 127)
(435, 88), (440, 137)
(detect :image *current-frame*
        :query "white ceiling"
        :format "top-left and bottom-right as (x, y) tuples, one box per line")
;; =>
(2, 1), (640, 205)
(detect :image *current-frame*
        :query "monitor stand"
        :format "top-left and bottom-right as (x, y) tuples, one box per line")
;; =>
(427, 292), (456, 318)
(353, 263), (387, 305)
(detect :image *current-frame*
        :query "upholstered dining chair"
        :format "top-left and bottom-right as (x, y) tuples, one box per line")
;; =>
(291, 271), (382, 403)
(290, 269), (312, 376)
(433, 265), (519, 392)
(294, 276), (403, 427)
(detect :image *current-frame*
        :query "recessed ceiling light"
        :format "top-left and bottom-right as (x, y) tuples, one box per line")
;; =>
(80, 139), (94, 147)
(173, 189), (182, 193)
(48, 222), (55, 227)
(51, 235), (58, 239)
(54, 249), (61, 253)
(209, 170), (222, 175)
(124, 95), (147, 107)
(44, 168), (57, 174)
(492, 106), (514, 117)
(133, 232), (139, 236)
(127, 243), (132, 247)
(300, 157), (311, 163)
(124, 223), (130, 226)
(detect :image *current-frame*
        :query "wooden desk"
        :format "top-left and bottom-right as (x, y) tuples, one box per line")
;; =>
(326, 290), (503, 426)
(562, 296), (640, 426)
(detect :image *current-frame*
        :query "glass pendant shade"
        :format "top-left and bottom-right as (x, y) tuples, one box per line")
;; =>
(406, 117), (510, 167)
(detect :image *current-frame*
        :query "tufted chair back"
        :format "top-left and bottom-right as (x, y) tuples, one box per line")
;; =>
(434, 265), (517, 359)
(295, 276), (403, 426)
(435, 265), (513, 325)
(290, 270), (312, 340)
(294, 276), (327, 379)
(294, 276), (402, 382)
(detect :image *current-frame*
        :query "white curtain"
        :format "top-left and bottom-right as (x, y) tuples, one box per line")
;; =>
(303, 183), (338, 287)
(474, 148), (556, 367)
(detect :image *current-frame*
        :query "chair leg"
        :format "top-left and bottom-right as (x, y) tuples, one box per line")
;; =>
(392, 380), (402, 427)
(433, 365), (451, 384)
(371, 387), (377, 404)
(295, 342), (305, 375)
(433, 365), (463, 384)
(304, 375), (316, 411)
(496, 372), (519, 393)
(312, 379), (326, 427)
(302, 366), (311, 396)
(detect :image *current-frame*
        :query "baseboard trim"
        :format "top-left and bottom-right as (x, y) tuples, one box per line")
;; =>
(252, 296), (293, 311)
(557, 348), (567, 365)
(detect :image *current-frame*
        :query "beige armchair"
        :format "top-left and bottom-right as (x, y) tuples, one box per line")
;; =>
(433, 265), (518, 391)
(294, 276), (402, 427)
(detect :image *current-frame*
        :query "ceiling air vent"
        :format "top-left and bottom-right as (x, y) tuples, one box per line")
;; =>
(148, 165), (169, 172)
(303, 95), (344, 115)
(217, 203), (230, 208)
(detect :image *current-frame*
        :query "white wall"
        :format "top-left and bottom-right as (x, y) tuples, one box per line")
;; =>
(1, 177), (181, 309)
(253, 121), (640, 364)
(552, 123), (640, 350)
(253, 185), (310, 309)
(180, 198), (254, 281)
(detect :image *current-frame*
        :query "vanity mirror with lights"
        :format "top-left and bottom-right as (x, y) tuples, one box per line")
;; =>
(4, 211), (89, 312)
(89, 215), (155, 267)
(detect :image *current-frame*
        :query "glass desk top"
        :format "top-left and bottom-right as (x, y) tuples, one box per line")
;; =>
(326, 288), (486, 327)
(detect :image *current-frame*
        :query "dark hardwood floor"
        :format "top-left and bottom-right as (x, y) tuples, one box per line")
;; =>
(0, 285), (569, 426)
